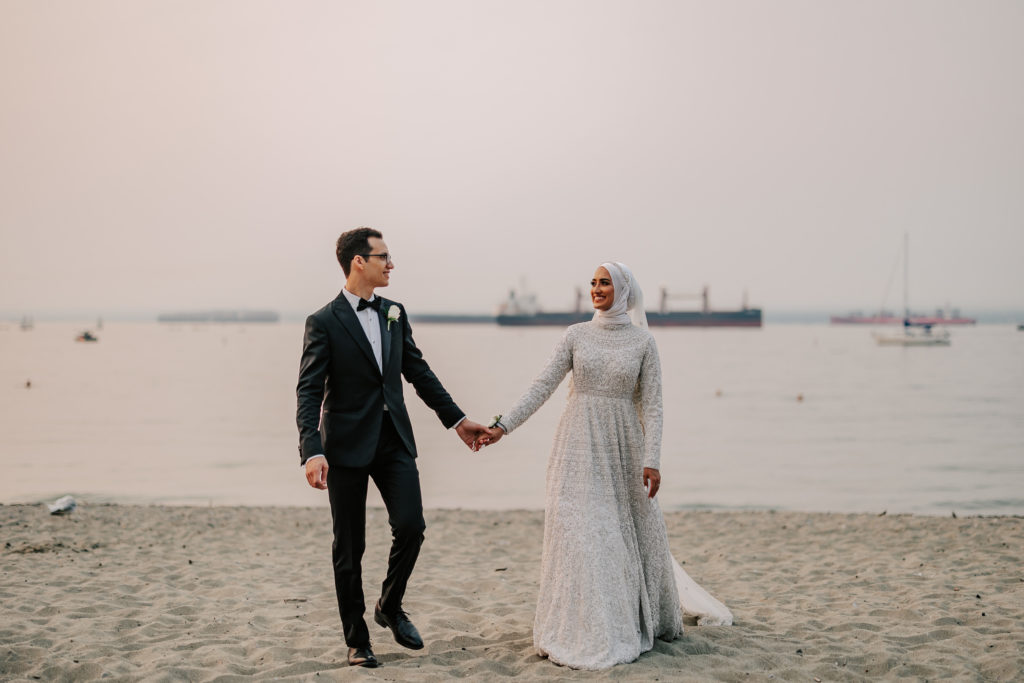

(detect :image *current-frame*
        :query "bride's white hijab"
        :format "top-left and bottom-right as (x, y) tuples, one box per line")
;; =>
(592, 261), (648, 329)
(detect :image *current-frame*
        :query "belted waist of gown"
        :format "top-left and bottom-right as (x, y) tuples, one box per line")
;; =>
(573, 386), (635, 400)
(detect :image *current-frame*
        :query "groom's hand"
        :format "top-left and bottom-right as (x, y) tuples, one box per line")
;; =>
(455, 419), (488, 452)
(305, 457), (329, 490)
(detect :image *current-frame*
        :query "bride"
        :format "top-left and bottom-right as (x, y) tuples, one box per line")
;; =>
(483, 262), (732, 670)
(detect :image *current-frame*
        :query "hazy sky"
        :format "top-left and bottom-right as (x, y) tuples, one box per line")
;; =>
(2, 0), (1022, 317)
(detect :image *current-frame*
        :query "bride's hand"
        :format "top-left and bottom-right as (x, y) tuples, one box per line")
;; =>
(642, 468), (660, 498)
(480, 426), (505, 447)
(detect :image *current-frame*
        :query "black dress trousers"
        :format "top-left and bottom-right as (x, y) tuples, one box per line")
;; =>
(326, 412), (426, 647)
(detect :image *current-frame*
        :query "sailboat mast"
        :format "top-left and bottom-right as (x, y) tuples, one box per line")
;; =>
(903, 232), (909, 320)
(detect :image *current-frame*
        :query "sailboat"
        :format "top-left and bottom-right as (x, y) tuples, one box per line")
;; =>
(873, 234), (951, 347)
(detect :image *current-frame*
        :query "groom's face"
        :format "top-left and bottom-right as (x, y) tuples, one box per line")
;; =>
(363, 237), (393, 289)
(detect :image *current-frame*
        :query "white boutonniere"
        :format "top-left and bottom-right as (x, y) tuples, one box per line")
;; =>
(386, 304), (401, 330)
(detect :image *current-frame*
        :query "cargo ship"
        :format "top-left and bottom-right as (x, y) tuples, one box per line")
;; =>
(157, 310), (280, 323)
(496, 286), (762, 327)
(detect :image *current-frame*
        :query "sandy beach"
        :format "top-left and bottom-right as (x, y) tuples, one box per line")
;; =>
(1, 504), (1021, 682)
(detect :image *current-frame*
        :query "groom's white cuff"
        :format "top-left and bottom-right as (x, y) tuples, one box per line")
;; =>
(305, 454), (326, 465)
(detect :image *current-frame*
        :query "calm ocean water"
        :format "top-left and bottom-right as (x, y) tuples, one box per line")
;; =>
(1, 321), (1022, 515)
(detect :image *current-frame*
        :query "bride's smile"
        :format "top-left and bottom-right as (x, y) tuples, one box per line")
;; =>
(590, 267), (614, 311)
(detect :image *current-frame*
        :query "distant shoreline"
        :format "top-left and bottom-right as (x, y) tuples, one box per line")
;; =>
(156, 310), (280, 323)
(3, 310), (1024, 324)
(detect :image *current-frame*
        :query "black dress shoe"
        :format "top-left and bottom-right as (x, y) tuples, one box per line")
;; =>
(374, 601), (424, 650)
(347, 646), (379, 668)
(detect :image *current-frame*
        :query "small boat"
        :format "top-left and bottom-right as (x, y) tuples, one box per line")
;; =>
(75, 331), (98, 342)
(874, 233), (950, 347)
(874, 322), (951, 346)
(1018, 324), (1024, 331)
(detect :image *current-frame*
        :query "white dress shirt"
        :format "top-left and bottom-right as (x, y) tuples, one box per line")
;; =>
(341, 287), (383, 373)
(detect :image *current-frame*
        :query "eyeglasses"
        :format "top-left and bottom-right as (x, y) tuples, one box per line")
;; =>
(359, 252), (392, 264)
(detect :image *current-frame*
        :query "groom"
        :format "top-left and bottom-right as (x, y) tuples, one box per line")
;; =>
(296, 227), (488, 668)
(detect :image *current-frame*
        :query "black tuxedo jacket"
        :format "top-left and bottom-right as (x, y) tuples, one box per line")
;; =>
(296, 291), (465, 468)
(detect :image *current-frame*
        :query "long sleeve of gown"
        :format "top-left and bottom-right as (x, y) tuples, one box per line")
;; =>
(637, 335), (663, 470)
(501, 329), (573, 434)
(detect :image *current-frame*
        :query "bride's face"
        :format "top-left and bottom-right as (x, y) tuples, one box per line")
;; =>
(590, 267), (614, 311)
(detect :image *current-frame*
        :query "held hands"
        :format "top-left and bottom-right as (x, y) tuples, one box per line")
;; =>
(477, 414), (506, 449)
(455, 419), (490, 452)
(454, 418), (505, 451)
(643, 467), (660, 499)
(479, 426), (504, 447)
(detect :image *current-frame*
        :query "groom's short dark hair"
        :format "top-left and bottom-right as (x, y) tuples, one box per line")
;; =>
(337, 227), (383, 276)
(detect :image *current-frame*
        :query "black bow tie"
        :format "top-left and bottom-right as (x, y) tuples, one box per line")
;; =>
(357, 297), (382, 312)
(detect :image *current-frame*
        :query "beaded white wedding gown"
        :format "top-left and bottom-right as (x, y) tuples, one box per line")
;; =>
(501, 321), (732, 670)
